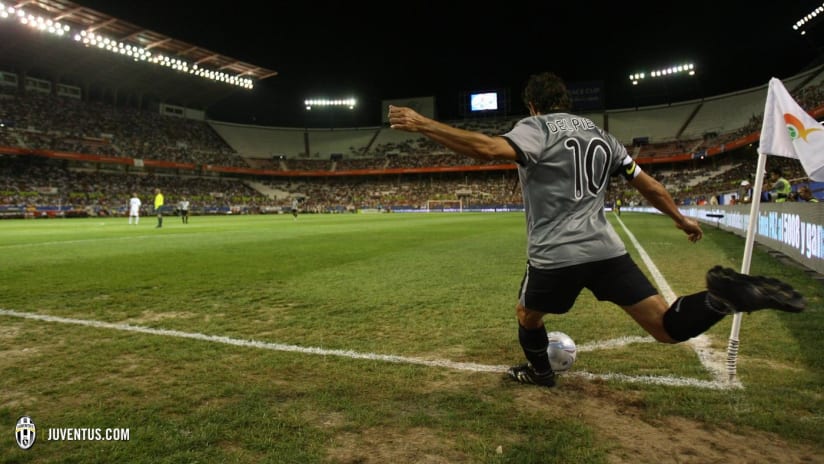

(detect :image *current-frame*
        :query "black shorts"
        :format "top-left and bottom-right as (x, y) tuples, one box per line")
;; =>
(518, 253), (658, 314)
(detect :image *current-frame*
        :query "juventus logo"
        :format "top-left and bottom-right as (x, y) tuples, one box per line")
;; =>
(15, 416), (36, 450)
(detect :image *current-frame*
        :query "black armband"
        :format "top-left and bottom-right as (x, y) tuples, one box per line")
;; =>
(619, 159), (641, 180)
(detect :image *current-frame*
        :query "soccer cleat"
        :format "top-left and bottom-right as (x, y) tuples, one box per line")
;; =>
(506, 363), (556, 387)
(705, 266), (805, 314)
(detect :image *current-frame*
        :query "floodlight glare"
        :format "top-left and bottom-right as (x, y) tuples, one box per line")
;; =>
(303, 97), (357, 110)
(629, 62), (696, 84)
(0, 4), (256, 90)
(793, 2), (824, 33)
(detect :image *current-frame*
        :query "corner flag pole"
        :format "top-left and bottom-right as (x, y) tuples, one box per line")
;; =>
(726, 150), (768, 382)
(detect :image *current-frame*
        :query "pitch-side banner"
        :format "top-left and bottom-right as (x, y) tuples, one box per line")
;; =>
(759, 77), (824, 181)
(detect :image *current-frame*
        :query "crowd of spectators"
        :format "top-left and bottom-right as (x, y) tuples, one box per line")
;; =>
(610, 151), (808, 207)
(260, 171), (522, 212)
(3, 74), (824, 216)
(0, 156), (267, 217)
(0, 91), (247, 167)
(0, 148), (814, 218)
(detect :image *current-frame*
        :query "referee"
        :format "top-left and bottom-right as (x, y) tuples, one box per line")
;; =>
(154, 188), (164, 228)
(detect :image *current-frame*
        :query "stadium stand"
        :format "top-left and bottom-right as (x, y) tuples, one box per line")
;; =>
(681, 89), (767, 140)
(0, 1), (821, 217)
(208, 122), (307, 161)
(308, 127), (380, 160)
(606, 101), (700, 144)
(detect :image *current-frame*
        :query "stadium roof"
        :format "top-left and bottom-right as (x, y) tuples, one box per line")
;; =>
(3, 1), (824, 127)
(0, 0), (277, 108)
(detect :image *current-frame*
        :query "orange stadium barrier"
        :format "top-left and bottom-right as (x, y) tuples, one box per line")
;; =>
(142, 159), (198, 170)
(0, 148), (198, 170)
(2, 100), (822, 175)
(32, 149), (133, 165)
(0, 146), (30, 156)
(204, 163), (517, 177)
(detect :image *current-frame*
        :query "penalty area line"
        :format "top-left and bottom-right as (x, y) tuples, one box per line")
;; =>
(0, 308), (739, 390)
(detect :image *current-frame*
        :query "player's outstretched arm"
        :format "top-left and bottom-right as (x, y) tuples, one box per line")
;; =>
(629, 171), (703, 243)
(388, 105), (516, 162)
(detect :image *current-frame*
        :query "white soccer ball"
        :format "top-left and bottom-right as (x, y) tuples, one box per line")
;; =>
(546, 331), (577, 372)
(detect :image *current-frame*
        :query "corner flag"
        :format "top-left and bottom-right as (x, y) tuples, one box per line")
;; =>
(727, 77), (823, 382)
(759, 77), (824, 180)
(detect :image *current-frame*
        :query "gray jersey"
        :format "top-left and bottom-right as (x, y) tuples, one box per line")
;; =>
(503, 112), (640, 269)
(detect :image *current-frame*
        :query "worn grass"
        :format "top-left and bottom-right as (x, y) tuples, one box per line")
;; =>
(0, 212), (821, 463)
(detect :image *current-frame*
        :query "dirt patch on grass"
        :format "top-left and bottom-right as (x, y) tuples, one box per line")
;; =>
(522, 378), (822, 464)
(327, 427), (468, 464)
(0, 325), (41, 364)
(321, 375), (822, 464)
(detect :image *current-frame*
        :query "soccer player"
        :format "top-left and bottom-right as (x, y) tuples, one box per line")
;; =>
(291, 197), (299, 220)
(128, 192), (141, 225)
(179, 197), (190, 223)
(388, 71), (805, 388)
(154, 188), (164, 228)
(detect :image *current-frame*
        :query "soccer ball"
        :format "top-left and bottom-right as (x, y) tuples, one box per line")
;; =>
(546, 331), (577, 372)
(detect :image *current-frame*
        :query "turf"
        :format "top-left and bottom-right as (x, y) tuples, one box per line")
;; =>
(0, 212), (821, 463)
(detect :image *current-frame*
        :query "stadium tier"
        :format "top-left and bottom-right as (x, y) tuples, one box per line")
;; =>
(3, 66), (821, 216)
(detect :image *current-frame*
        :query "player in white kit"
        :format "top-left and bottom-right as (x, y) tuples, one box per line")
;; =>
(128, 193), (141, 225)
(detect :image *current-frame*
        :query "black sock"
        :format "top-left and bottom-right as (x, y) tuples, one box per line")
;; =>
(518, 324), (551, 373)
(663, 291), (727, 342)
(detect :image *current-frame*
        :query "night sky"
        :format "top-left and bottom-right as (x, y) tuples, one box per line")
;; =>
(72, 1), (824, 126)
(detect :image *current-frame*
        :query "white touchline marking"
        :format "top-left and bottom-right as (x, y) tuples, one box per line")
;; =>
(614, 215), (741, 388)
(0, 308), (740, 389)
(614, 215), (677, 304)
(0, 233), (196, 250)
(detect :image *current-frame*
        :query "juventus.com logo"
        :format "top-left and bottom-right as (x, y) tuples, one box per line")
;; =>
(15, 416), (36, 450)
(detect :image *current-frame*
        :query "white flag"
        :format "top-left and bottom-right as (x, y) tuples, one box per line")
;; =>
(759, 77), (824, 181)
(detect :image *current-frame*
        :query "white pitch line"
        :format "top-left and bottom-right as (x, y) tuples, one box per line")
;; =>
(577, 335), (655, 352)
(0, 308), (740, 389)
(614, 215), (677, 304)
(0, 233), (194, 250)
(614, 214), (740, 388)
(0, 309), (502, 374)
(566, 371), (735, 390)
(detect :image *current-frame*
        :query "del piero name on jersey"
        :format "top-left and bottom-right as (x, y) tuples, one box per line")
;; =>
(544, 116), (596, 133)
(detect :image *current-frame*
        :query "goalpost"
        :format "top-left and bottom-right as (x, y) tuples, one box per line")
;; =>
(425, 199), (463, 212)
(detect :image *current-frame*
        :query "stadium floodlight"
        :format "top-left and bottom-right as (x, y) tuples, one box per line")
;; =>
(0, 3), (68, 37)
(304, 98), (357, 110)
(73, 30), (254, 89)
(629, 63), (695, 85)
(0, 4), (255, 90)
(793, 3), (824, 35)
